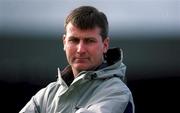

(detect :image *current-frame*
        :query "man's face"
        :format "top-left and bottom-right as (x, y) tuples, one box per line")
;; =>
(63, 22), (109, 76)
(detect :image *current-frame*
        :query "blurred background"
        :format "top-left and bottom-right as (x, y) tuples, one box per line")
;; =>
(0, 0), (180, 113)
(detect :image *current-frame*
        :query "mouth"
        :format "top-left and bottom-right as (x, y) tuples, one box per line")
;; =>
(76, 57), (88, 59)
(74, 57), (89, 62)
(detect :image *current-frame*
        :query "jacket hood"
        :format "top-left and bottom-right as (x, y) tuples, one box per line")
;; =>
(82, 48), (126, 80)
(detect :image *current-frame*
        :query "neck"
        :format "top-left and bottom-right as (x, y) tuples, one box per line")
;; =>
(72, 63), (107, 78)
(72, 66), (98, 78)
(72, 69), (79, 78)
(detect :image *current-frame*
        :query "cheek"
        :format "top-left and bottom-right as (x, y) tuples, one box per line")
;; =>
(91, 45), (104, 57)
(65, 47), (73, 56)
(65, 45), (77, 59)
(65, 48), (73, 64)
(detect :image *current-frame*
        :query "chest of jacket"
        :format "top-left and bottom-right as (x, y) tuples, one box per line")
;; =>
(45, 77), (101, 112)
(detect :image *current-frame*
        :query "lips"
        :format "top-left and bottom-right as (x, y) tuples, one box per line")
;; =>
(76, 57), (88, 59)
(74, 57), (89, 63)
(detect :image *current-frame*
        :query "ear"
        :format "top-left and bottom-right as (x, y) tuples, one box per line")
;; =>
(103, 37), (110, 53)
(63, 34), (66, 51)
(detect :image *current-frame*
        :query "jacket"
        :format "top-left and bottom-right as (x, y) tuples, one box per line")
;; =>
(20, 48), (135, 113)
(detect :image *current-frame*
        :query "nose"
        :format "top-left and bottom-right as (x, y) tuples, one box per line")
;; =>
(77, 41), (86, 54)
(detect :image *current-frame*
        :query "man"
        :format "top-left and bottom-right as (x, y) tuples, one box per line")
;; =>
(20, 6), (134, 113)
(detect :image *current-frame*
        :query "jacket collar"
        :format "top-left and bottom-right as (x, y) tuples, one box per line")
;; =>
(57, 48), (126, 84)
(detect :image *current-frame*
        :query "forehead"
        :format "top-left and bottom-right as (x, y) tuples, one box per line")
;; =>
(65, 22), (101, 38)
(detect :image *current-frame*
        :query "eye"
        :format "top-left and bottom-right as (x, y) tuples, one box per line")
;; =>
(85, 38), (96, 44)
(68, 37), (79, 44)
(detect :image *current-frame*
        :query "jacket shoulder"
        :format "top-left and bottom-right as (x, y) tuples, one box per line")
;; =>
(20, 81), (59, 113)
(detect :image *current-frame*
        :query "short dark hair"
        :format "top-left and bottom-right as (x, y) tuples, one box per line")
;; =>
(64, 6), (109, 40)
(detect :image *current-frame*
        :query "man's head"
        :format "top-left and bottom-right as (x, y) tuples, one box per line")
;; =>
(63, 6), (110, 77)
(64, 6), (109, 40)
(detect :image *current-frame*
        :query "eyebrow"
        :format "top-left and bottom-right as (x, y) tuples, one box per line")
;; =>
(68, 36), (96, 40)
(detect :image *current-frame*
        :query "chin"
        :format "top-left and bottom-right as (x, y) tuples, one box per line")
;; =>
(74, 64), (92, 71)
